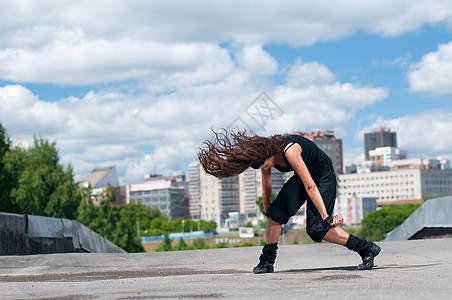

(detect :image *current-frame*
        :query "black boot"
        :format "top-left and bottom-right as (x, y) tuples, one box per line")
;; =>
(345, 234), (381, 270)
(253, 243), (278, 274)
(358, 242), (381, 270)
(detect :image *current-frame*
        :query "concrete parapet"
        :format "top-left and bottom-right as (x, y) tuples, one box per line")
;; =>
(0, 212), (125, 255)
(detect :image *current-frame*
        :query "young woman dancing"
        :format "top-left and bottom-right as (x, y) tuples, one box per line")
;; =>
(198, 129), (380, 273)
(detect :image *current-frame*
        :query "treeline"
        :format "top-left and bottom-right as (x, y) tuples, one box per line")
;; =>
(0, 123), (215, 253)
(1, 124), (81, 219)
(350, 202), (422, 241)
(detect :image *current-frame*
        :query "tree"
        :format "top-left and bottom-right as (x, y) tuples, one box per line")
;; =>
(0, 123), (13, 212)
(114, 203), (145, 253)
(357, 203), (422, 241)
(3, 137), (81, 219)
(156, 234), (173, 252)
(77, 187), (147, 253)
(176, 238), (188, 251)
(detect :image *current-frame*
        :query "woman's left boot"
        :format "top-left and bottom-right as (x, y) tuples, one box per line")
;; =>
(253, 243), (278, 274)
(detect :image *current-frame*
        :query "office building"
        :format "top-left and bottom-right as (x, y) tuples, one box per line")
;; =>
(364, 128), (397, 160)
(126, 177), (187, 220)
(338, 168), (452, 206)
(369, 147), (407, 166)
(295, 131), (343, 174)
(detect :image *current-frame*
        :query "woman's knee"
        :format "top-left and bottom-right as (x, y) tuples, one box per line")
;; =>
(267, 217), (283, 226)
(306, 225), (331, 243)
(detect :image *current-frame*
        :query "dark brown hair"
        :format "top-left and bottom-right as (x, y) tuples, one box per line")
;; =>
(197, 129), (287, 178)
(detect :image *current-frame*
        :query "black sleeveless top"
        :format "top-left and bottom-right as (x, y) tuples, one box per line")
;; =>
(274, 135), (332, 180)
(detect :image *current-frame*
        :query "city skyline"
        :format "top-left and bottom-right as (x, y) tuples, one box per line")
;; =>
(1, 1), (452, 184)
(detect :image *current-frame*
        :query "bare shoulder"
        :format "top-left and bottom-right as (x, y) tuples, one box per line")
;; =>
(284, 142), (302, 155)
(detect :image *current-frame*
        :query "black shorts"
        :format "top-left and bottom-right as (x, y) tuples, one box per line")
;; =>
(265, 166), (337, 242)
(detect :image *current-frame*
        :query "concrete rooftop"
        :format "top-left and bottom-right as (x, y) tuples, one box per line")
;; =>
(1, 238), (451, 299)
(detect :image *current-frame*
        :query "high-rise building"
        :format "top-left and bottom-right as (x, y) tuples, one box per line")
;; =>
(188, 161), (240, 227)
(295, 131), (343, 174)
(364, 128), (397, 160)
(189, 161), (305, 228)
(238, 168), (262, 219)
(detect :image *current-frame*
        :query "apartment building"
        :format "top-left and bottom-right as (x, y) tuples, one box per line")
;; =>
(188, 161), (240, 227)
(189, 160), (303, 227)
(126, 178), (187, 220)
(295, 131), (343, 174)
(238, 167), (294, 219)
(369, 146), (407, 166)
(338, 168), (452, 206)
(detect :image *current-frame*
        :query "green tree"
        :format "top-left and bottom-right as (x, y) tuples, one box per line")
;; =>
(77, 187), (147, 253)
(192, 238), (208, 249)
(114, 203), (145, 252)
(3, 137), (81, 219)
(156, 234), (173, 252)
(0, 123), (13, 212)
(357, 203), (422, 241)
(176, 238), (188, 251)
(200, 220), (217, 233)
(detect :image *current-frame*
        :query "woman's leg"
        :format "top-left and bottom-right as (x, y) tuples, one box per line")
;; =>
(324, 227), (381, 270)
(266, 217), (282, 244)
(253, 217), (281, 274)
(322, 227), (349, 245)
(254, 176), (304, 274)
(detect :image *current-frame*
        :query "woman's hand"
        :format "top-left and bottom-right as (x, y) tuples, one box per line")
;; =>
(324, 215), (344, 227)
(331, 215), (344, 227)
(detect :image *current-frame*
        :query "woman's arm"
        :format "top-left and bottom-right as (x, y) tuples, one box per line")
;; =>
(284, 143), (329, 220)
(261, 167), (272, 213)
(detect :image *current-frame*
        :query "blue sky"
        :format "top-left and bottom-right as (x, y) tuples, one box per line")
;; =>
(1, 1), (452, 184)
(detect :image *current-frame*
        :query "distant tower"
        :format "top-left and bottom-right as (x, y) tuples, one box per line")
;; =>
(295, 131), (343, 174)
(364, 128), (397, 161)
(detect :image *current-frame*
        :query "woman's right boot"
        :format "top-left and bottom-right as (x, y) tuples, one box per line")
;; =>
(253, 243), (278, 274)
(345, 234), (381, 270)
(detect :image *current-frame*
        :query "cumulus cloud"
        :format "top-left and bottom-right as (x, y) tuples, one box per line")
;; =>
(236, 44), (278, 76)
(267, 83), (388, 134)
(359, 109), (452, 158)
(1, 1), (452, 85)
(408, 41), (452, 96)
(2, 1), (452, 44)
(0, 57), (389, 183)
(286, 58), (335, 87)
(0, 28), (234, 85)
(2, 0), (450, 183)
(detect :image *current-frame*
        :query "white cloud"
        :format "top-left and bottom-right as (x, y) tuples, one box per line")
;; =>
(360, 109), (452, 158)
(236, 44), (278, 76)
(1, 1), (452, 85)
(286, 58), (335, 87)
(343, 147), (365, 166)
(0, 30), (234, 85)
(408, 41), (452, 96)
(266, 82), (388, 134)
(0, 58), (389, 184)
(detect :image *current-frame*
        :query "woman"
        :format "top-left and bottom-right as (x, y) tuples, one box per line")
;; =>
(198, 129), (380, 274)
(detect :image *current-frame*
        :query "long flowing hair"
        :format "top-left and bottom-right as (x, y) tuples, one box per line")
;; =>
(197, 129), (287, 178)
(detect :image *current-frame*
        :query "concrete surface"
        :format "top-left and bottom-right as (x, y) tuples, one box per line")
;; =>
(0, 238), (451, 299)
